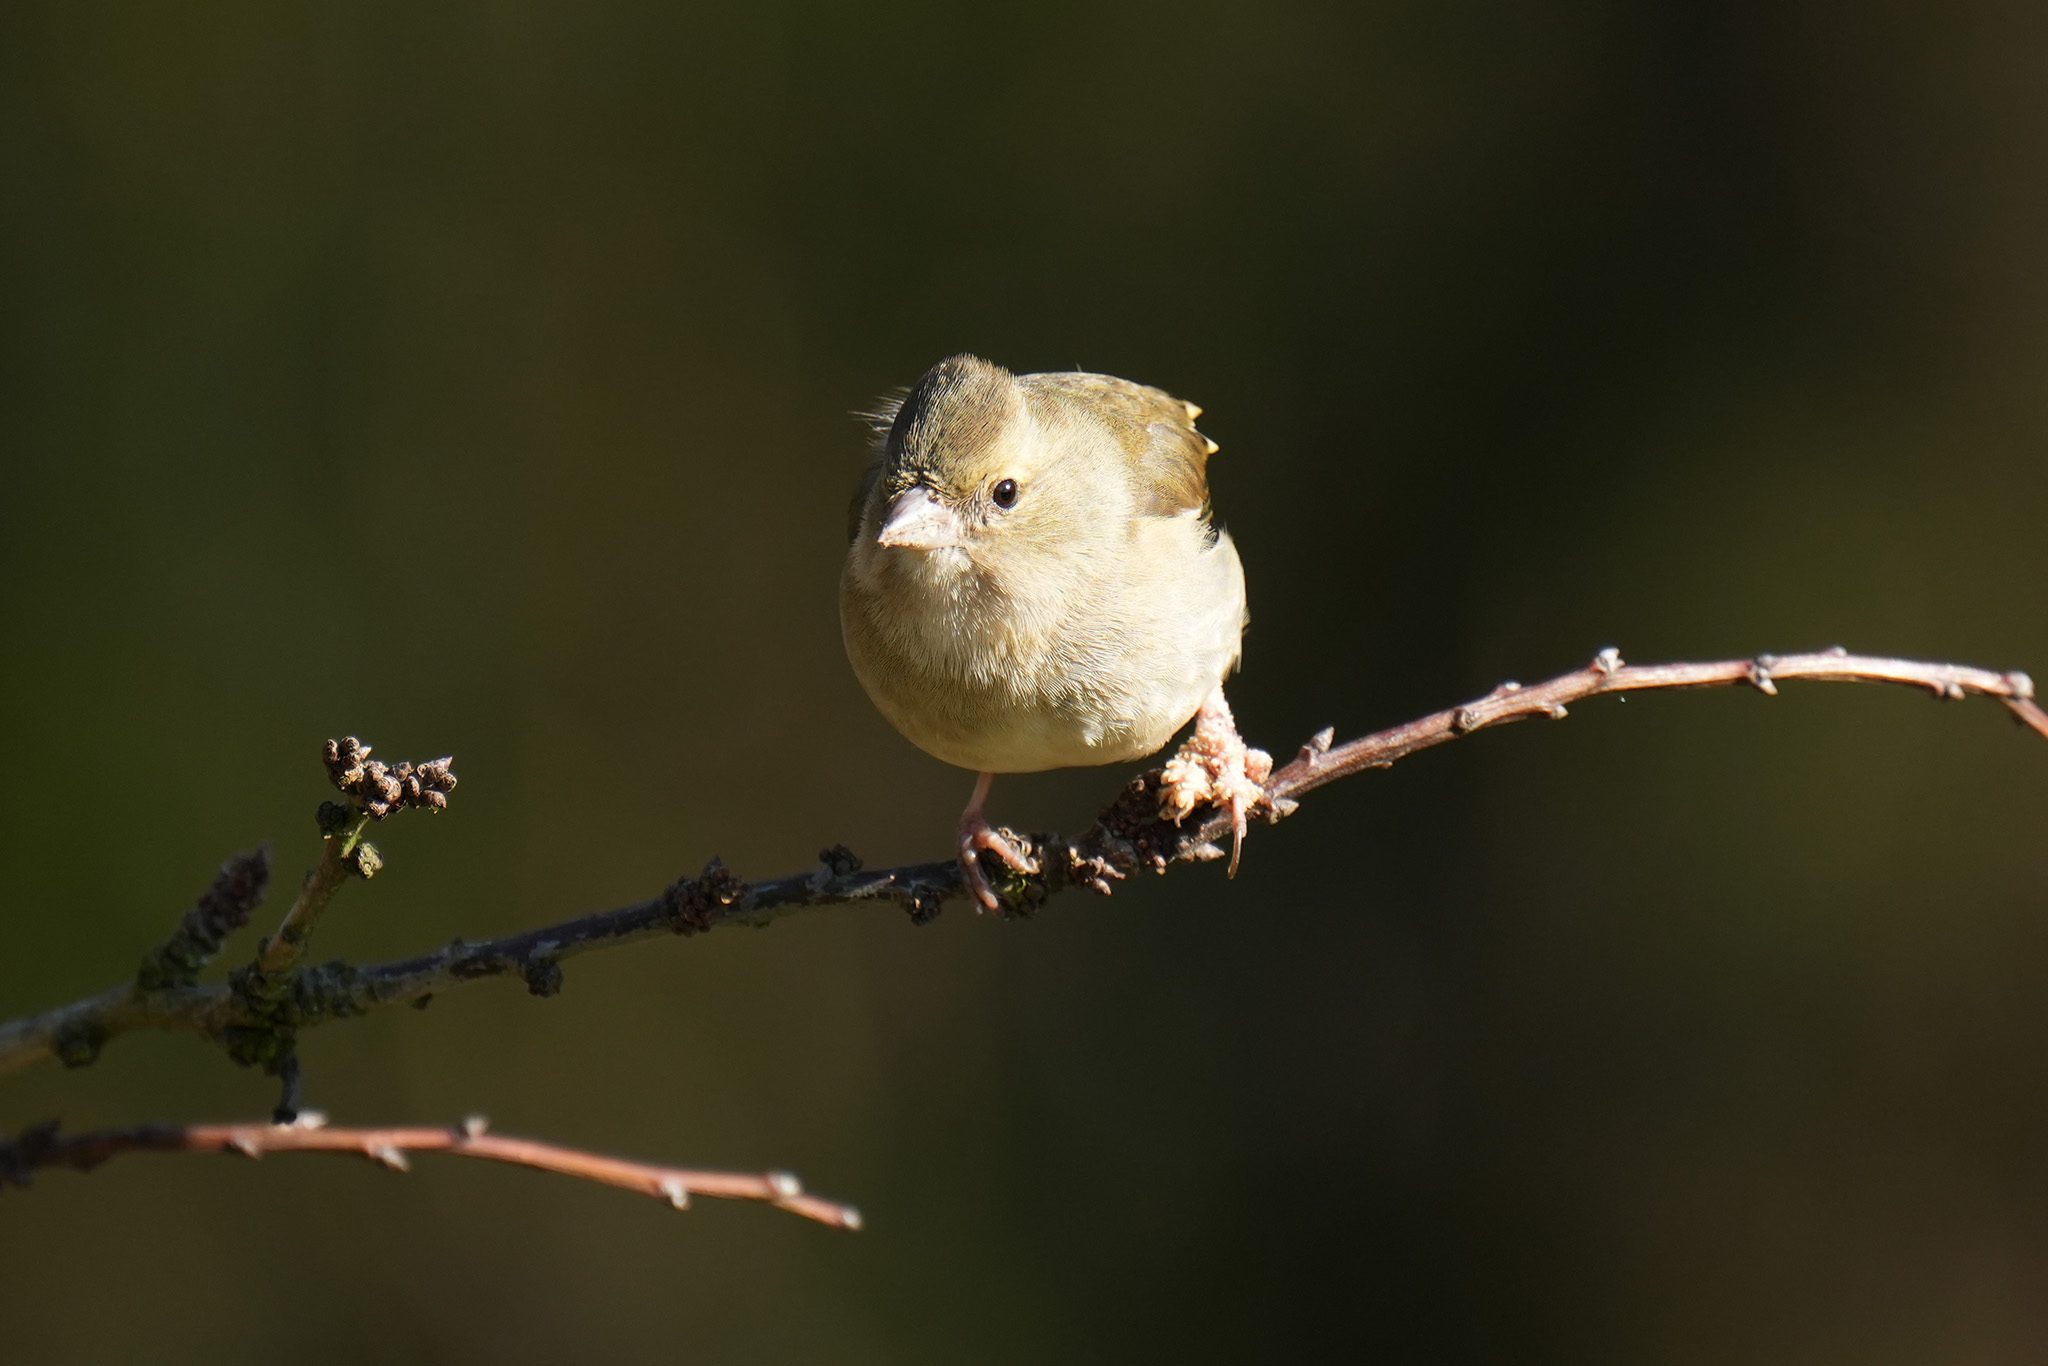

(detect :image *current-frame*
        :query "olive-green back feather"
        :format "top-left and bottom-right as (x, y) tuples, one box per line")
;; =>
(1020, 370), (1218, 521)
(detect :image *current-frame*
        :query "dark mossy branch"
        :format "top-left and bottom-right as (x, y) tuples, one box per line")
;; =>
(134, 849), (273, 992)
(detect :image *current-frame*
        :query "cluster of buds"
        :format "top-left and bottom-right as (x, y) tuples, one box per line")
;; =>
(661, 857), (750, 935)
(322, 737), (458, 819)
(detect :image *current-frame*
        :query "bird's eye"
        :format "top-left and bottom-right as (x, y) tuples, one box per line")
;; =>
(991, 478), (1020, 509)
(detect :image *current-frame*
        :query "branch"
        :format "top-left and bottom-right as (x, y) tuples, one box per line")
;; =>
(2, 647), (2041, 1081)
(135, 849), (273, 991)
(253, 739), (457, 981)
(253, 813), (369, 980)
(1, 1113), (861, 1230)
(1262, 645), (2048, 802)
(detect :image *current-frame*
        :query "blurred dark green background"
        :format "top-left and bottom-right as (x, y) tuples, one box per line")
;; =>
(5, 3), (2047, 1361)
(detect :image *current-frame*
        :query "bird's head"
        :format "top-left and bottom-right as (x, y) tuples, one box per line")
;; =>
(850, 354), (1117, 594)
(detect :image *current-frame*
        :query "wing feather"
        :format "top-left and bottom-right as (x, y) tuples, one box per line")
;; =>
(1019, 371), (1219, 521)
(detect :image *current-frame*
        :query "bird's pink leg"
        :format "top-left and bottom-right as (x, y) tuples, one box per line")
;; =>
(958, 770), (1036, 913)
(1157, 687), (1273, 876)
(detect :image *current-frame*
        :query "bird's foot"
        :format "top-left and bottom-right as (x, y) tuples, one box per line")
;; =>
(959, 813), (1037, 914)
(1158, 690), (1273, 876)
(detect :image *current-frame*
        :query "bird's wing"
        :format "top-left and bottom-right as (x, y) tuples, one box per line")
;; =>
(1022, 371), (1220, 521)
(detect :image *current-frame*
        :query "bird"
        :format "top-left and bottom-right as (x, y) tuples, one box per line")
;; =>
(839, 353), (1269, 912)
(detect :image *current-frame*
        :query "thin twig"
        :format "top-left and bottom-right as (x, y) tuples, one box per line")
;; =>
(1, 647), (2040, 1079)
(252, 737), (459, 981)
(134, 849), (272, 992)
(254, 815), (369, 979)
(1, 1114), (861, 1230)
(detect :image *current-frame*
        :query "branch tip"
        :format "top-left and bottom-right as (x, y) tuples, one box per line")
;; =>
(136, 847), (273, 991)
(323, 737), (459, 820)
(1, 1120), (859, 1228)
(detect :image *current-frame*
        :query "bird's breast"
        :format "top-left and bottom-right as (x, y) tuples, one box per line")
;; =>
(840, 525), (1244, 774)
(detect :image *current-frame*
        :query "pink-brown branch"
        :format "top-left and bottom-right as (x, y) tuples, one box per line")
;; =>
(3, 1114), (861, 1230)
(1260, 646), (2046, 805)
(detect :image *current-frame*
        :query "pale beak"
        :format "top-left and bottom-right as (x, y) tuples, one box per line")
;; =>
(876, 486), (964, 550)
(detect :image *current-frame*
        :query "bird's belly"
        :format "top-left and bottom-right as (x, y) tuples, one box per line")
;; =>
(844, 599), (1231, 775)
(840, 527), (1246, 776)
(869, 659), (1210, 775)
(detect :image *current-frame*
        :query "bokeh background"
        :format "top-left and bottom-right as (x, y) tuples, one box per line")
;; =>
(5, 3), (2048, 1362)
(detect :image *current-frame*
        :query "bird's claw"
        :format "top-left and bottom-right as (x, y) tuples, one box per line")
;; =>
(1159, 694), (1272, 877)
(959, 819), (1037, 913)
